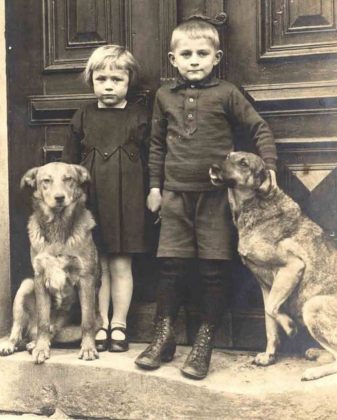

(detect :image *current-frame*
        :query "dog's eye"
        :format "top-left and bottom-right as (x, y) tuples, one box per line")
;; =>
(239, 159), (248, 167)
(64, 176), (73, 182)
(42, 178), (51, 184)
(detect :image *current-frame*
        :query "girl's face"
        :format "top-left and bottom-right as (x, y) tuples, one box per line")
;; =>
(92, 67), (129, 108)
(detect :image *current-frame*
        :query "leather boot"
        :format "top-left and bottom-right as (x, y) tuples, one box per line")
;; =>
(181, 322), (215, 379)
(135, 316), (176, 370)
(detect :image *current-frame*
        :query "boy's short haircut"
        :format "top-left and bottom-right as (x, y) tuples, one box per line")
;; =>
(83, 44), (140, 87)
(170, 18), (220, 51)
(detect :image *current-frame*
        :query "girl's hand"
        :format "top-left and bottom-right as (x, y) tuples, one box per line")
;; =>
(147, 188), (162, 213)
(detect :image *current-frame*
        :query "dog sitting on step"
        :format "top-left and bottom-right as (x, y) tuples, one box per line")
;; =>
(210, 151), (337, 381)
(0, 162), (101, 363)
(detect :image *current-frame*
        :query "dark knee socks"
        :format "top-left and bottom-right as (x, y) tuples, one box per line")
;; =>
(156, 258), (189, 319)
(198, 259), (230, 326)
(184, 261), (202, 343)
(156, 258), (230, 328)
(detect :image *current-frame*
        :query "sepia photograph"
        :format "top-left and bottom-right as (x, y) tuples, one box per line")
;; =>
(1, 1), (337, 419)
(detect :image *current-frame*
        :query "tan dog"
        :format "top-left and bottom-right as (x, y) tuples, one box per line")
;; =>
(0, 162), (101, 364)
(210, 151), (337, 381)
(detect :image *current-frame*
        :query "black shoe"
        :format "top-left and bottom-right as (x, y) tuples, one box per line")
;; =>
(95, 327), (109, 352)
(135, 316), (176, 370)
(109, 327), (129, 352)
(181, 322), (215, 380)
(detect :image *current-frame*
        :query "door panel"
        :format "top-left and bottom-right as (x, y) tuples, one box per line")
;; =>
(43, 0), (124, 72)
(259, 0), (337, 59)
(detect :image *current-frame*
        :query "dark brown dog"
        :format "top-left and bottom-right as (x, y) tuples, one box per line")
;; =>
(210, 151), (337, 381)
(0, 162), (101, 363)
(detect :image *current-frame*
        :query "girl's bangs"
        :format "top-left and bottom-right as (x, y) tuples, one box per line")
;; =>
(93, 56), (128, 72)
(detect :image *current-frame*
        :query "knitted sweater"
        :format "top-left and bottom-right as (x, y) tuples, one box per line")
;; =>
(148, 75), (277, 191)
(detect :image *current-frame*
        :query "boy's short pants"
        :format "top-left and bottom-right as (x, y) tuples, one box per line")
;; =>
(157, 189), (235, 260)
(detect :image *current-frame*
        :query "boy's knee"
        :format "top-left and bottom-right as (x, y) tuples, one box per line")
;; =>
(160, 258), (188, 275)
(198, 259), (229, 279)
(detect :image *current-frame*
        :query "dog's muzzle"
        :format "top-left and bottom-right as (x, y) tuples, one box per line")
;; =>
(209, 164), (225, 186)
(53, 194), (66, 209)
(209, 164), (236, 188)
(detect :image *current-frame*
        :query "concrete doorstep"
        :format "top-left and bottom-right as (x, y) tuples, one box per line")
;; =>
(0, 344), (337, 419)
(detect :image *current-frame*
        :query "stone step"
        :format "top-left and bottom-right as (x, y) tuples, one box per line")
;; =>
(0, 344), (337, 419)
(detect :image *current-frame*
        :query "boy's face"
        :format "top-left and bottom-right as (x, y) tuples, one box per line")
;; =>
(169, 36), (223, 82)
(92, 67), (129, 108)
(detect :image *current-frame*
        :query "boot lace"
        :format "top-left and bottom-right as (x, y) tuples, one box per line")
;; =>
(189, 325), (213, 361)
(147, 318), (171, 352)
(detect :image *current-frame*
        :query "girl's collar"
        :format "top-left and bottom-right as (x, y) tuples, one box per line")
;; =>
(97, 99), (128, 109)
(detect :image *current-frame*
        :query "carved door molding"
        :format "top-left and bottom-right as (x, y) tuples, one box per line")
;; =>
(258, 0), (337, 60)
(43, 0), (130, 72)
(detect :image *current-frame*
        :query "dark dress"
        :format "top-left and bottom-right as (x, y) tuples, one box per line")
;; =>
(62, 101), (149, 254)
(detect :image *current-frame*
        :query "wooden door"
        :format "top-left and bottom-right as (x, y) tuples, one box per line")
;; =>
(6, 0), (166, 331)
(223, 0), (337, 350)
(7, 0), (337, 350)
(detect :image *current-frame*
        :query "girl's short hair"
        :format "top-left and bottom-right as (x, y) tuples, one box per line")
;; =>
(83, 45), (140, 87)
(170, 19), (220, 51)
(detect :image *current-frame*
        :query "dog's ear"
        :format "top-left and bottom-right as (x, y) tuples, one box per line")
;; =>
(20, 167), (39, 189)
(73, 165), (91, 185)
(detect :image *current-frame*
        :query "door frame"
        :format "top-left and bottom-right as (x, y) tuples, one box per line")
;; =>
(0, 0), (11, 336)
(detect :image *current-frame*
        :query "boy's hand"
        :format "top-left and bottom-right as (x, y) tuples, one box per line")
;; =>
(147, 188), (162, 213)
(269, 169), (278, 189)
(259, 169), (278, 194)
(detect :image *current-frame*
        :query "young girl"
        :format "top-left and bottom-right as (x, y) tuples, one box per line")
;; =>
(62, 45), (149, 352)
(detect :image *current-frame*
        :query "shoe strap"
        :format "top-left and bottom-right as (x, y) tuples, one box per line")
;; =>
(96, 327), (109, 335)
(110, 326), (126, 333)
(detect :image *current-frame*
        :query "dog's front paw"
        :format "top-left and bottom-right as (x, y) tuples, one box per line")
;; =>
(0, 339), (16, 356)
(79, 338), (99, 361)
(253, 352), (276, 366)
(26, 341), (36, 354)
(32, 340), (50, 364)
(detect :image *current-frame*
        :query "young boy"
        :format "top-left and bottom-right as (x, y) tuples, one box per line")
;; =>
(135, 16), (277, 379)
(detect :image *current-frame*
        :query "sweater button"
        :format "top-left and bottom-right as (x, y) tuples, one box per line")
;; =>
(104, 152), (108, 157)
(130, 152), (134, 157)
(190, 85), (195, 88)
(187, 113), (193, 120)
(189, 98), (194, 103)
